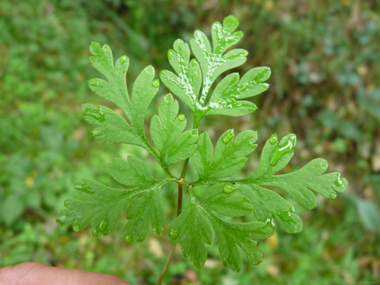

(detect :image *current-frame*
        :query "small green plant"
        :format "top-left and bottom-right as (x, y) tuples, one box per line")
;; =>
(57, 15), (348, 284)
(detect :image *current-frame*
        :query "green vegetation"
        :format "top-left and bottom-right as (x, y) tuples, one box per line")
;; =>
(1, 1), (379, 284)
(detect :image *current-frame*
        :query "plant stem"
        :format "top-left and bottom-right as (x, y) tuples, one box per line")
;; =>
(156, 166), (187, 284)
(156, 120), (201, 284)
(156, 243), (177, 285)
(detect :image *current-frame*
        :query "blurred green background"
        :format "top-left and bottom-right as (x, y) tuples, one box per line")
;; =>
(1, 0), (380, 284)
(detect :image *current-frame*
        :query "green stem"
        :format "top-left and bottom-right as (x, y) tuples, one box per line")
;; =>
(156, 119), (201, 284)
(156, 243), (177, 285)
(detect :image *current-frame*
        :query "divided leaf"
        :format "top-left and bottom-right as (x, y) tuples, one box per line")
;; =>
(192, 129), (258, 180)
(161, 16), (270, 122)
(88, 42), (159, 144)
(57, 180), (143, 237)
(124, 188), (165, 242)
(169, 201), (213, 270)
(206, 67), (271, 117)
(150, 94), (198, 166)
(237, 133), (348, 232)
(57, 157), (168, 239)
(83, 104), (147, 148)
(170, 184), (274, 271)
(107, 156), (158, 187)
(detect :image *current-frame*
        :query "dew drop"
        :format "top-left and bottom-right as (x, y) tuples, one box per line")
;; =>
(334, 174), (344, 187)
(164, 93), (174, 102)
(168, 50), (173, 60)
(102, 45), (110, 51)
(320, 160), (328, 169)
(98, 217), (108, 232)
(269, 133), (278, 144)
(277, 209), (291, 221)
(88, 79), (99, 87)
(120, 55), (128, 64)
(169, 228), (179, 239)
(191, 129), (198, 137)
(56, 215), (67, 227)
(74, 180), (95, 194)
(269, 134), (297, 166)
(73, 224), (80, 232)
(249, 142), (257, 150)
(178, 114), (185, 121)
(329, 193), (337, 199)
(92, 228), (101, 237)
(91, 129), (102, 137)
(223, 184), (237, 193)
(152, 79), (160, 88)
(124, 234), (133, 242)
(222, 129), (235, 144)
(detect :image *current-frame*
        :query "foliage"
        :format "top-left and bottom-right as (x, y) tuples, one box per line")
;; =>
(56, 15), (348, 278)
(1, 1), (379, 284)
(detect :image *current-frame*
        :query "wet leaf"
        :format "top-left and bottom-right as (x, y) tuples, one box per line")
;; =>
(170, 184), (273, 271)
(150, 94), (198, 166)
(237, 133), (348, 232)
(161, 15), (270, 123)
(192, 130), (258, 180)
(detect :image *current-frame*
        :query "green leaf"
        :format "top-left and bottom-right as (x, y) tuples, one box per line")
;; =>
(160, 16), (270, 122)
(57, 178), (168, 238)
(124, 188), (165, 241)
(88, 42), (159, 143)
(237, 184), (303, 233)
(192, 129), (258, 180)
(150, 94), (198, 166)
(82, 104), (147, 148)
(169, 201), (213, 270)
(170, 184), (273, 271)
(237, 133), (348, 232)
(209, 214), (273, 271)
(107, 156), (158, 187)
(206, 67), (271, 117)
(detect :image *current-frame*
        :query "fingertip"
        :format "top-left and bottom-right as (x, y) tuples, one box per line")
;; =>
(0, 262), (130, 285)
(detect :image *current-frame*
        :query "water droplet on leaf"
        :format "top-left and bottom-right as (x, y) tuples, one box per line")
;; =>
(191, 129), (198, 137)
(164, 93), (173, 102)
(152, 79), (160, 88)
(92, 228), (101, 237)
(269, 134), (297, 166)
(120, 55), (128, 64)
(169, 228), (179, 239)
(223, 184), (237, 193)
(249, 142), (257, 150)
(222, 129), (235, 144)
(320, 160), (328, 169)
(334, 174), (344, 187)
(178, 114), (185, 121)
(74, 180), (95, 194)
(56, 215), (67, 227)
(191, 59), (198, 66)
(91, 129), (102, 137)
(124, 234), (133, 242)
(88, 79), (99, 87)
(98, 217), (108, 232)
(73, 224), (80, 232)
(330, 193), (337, 199)
(269, 133), (278, 144)
(168, 50), (173, 60)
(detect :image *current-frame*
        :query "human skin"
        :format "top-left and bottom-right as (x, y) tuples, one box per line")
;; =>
(0, 262), (130, 285)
